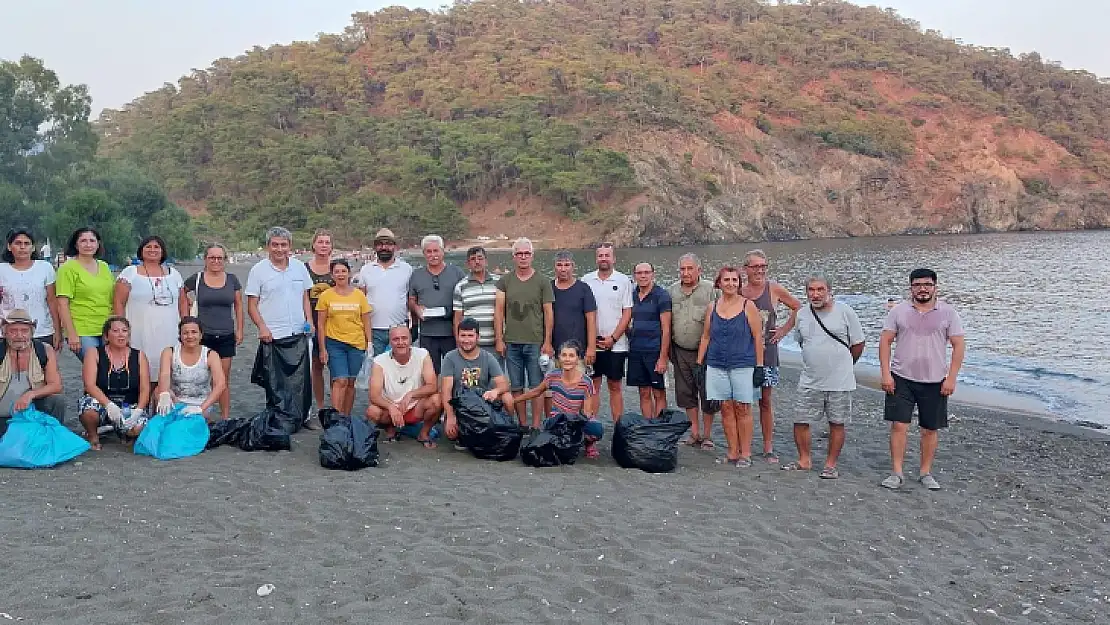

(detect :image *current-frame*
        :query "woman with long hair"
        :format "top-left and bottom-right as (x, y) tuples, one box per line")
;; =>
(306, 229), (336, 418)
(78, 316), (151, 449)
(0, 228), (62, 350)
(514, 340), (605, 459)
(154, 316), (227, 420)
(113, 235), (185, 385)
(183, 244), (242, 420)
(696, 266), (765, 468)
(56, 227), (115, 360)
(316, 259), (372, 416)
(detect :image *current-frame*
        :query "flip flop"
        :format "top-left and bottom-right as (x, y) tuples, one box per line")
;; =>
(819, 466), (839, 479)
(762, 451), (780, 464)
(417, 437), (437, 449)
(699, 439), (716, 450)
(682, 436), (701, 447)
(780, 461), (812, 471)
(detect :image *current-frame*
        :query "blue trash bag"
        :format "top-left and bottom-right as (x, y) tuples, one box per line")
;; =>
(0, 407), (91, 469)
(134, 405), (209, 460)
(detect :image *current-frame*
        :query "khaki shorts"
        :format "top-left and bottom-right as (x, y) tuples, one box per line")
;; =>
(796, 389), (852, 425)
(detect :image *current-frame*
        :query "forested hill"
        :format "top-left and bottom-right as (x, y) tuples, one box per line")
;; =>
(96, 0), (1110, 248)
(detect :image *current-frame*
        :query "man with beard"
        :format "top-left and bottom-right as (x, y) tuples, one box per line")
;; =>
(667, 253), (719, 448)
(440, 317), (514, 443)
(880, 268), (965, 491)
(581, 243), (633, 421)
(0, 309), (65, 435)
(358, 228), (413, 357)
(367, 325), (441, 448)
(740, 249), (801, 463)
(408, 234), (466, 375)
(783, 276), (864, 479)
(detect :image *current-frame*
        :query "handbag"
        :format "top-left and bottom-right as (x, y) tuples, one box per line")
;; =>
(189, 273), (203, 316)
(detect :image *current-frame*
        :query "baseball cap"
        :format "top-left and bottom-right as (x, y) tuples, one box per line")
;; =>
(2, 309), (37, 328)
(374, 228), (397, 243)
(458, 317), (480, 332)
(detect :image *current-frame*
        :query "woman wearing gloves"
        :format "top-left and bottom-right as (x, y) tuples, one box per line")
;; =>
(153, 316), (226, 420)
(78, 316), (151, 449)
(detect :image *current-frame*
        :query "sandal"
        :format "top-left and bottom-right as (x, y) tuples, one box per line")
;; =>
(682, 436), (702, 447)
(762, 450), (780, 464)
(780, 461), (812, 471)
(699, 438), (716, 450)
(417, 437), (437, 449)
(819, 466), (839, 480)
(382, 432), (402, 443)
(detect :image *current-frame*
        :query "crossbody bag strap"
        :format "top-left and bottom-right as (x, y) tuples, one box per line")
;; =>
(810, 305), (850, 350)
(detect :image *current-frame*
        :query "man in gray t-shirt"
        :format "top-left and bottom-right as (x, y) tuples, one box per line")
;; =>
(784, 276), (864, 479)
(409, 235), (467, 376)
(440, 318), (514, 442)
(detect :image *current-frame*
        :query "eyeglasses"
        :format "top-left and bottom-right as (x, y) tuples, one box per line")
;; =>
(745, 264), (768, 271)
(149, 276), (174, 306)
(513, 251), (533, 257)
(206, 256), (225, 261)
(911, 282), (936, 288)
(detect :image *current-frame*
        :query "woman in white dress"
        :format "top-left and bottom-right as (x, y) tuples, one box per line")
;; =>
(154, 316), (226, 419)
(113, 235), (185, 385)
(0, 228), (61, 349)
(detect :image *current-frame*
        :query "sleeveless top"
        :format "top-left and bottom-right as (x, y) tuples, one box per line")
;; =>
(752, 282), (779, 367)
(96, 346), (141, 406)
(171, 345), (213, 407)
(705, 300), (756, 369)
(306, 263), (335, 312)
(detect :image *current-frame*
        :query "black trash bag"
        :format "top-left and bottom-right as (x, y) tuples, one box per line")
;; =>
(250, 334), (311, 434)
(239, 410), (293, 452)
(317, 407), (343, 430)
(520, 412), (588, 467)
(451, 387), (523, 461)
(612, 408), (691, 473)
(319, 415), (380, 470)
(206, 417), (250, 449)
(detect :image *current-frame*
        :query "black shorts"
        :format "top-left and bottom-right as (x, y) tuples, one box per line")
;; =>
(591, 350), (627, 382)
(626, 350), (665, 390)
(884, 373), (948, 430)
(201, 333), (236, 359)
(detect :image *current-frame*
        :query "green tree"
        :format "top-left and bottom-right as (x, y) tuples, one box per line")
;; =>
(45, 189), (136, 264)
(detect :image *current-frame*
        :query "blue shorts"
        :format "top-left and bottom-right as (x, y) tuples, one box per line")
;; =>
(325, 337), (367, 380)
(705, 366), (756, 404)
(77, 336), (103, 362)
(506, 343), (543, 391)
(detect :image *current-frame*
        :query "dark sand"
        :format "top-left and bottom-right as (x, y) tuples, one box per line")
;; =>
(2, 328), (1109, 624)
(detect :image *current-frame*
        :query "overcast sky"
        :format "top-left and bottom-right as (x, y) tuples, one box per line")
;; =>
(3, 0), (1108, 115)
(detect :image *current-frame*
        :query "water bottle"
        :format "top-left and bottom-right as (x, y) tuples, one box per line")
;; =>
(121, 403), (132, 427)
(303, 321), (313, 336)
(538, 353), (552, 372)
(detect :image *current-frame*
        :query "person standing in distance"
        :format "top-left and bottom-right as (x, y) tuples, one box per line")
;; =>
(783, 275), (865, 478)
(740, 249), (801, 463)
(494, 237), (554, 430)
(668, 253), (719, 449)
(408, 234), (466, 375)
(628, 262), (671, 419)
(358, 228), (413, 357)
(880, 268), (965, 491)
(581, 243), (633, 421)
(452, 246), (499, 356)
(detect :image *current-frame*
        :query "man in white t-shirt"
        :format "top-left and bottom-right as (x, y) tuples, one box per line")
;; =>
(358, 228), (413, 357)
(785, 275), (865, 479)
(367, 325), (441, 447)
(580, 243), (633, 420)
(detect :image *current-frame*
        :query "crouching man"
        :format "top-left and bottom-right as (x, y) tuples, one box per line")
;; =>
(366, 325), (442, 448)
(0, 309), (65, 436)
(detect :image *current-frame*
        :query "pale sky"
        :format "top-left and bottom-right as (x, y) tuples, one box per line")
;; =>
(2, 0), (1108, 115)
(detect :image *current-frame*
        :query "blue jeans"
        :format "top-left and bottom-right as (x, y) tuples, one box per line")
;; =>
(371, 329), (390, 357)
(505, 343), (542, 391)
(77, 336), (103, 362)
(325, 337), (366, 380)
(583, 419), (604, 441)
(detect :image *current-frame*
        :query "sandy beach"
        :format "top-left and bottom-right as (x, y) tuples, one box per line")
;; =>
(2, 327), (1109, 625)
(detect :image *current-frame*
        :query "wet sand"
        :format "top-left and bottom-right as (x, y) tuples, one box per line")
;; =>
(2, 331), (1109, 624)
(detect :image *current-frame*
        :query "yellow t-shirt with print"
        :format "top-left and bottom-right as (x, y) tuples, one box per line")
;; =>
(315, 288), (372, 349)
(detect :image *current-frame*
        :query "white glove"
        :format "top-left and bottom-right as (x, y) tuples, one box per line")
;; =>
(157, 392), (174, 416)
(105, 402), (124, 427)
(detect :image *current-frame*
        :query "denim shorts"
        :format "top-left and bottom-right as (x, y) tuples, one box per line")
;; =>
(506, 343), (543, 391)
(77, 336), (103, 361)
(325, 337), (367, 380)
(705, 365), (756, 404)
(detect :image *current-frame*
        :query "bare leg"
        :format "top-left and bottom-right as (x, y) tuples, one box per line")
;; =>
(720, 401), (739, 461)
(685, 407), (701, 439)
(920, 427), (938, 475)
(792, 423), (812, 469)
(513, 393), (529, 427)
(330, 379), (345, 414)
(651, 388), (666, 418)
(758, 386), (775, 455)
(418, 396), (442, 447)
(701, 409), (716, 445)
(826, 423), (846, 469)
(79, 410), (102, 450)
(736, 402), (754, 461)
(341, 380), (357, 416)
(607, 379), (624, 421)
(529, 394), (544, 429)
(889, 421), (909, 475)
(311, 353), (326, 409)
(219, 357), (232, 419)
(638, 387), (653, 418)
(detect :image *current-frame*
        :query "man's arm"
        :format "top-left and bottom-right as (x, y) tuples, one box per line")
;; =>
(247, 295), (271, 342)
(541, 302), (554, 356)
(584, 310), (597, 363)
(368, 365), (393, 411)
(28, 348), (63, 399)
(771, 283), (801, 341)
(412, 356), (439, 400)
(494, 290), (507, 354)
(408, 294), (425, 321)
(942, 335), (966, 396)
(302, 290), (314, 334)
(656, 310), (672, 372)
(613, 307), (632, 342)
(879, 330), (896, 393)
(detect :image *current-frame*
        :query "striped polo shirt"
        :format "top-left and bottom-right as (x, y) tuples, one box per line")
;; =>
(452, 273), (498, 346)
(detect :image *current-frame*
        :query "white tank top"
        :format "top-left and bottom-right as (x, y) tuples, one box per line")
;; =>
(373, 347), (428, 404)
(171, 345), (212, 407)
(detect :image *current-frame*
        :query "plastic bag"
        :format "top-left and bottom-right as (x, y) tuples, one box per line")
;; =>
(319, 415), (380, 470)
(0, 407), (90, 469)
(317, 407), (343, 429)
(239, 411), (293, 452)
(611, 408), (691, 473)
(250, 334), (311, 433)
(451, 387), (523, 461)
(520, 412), (588, 467)
(353, 349), (374, 391)
(134, 405), (209, 460)
(206, 417), (250, 449)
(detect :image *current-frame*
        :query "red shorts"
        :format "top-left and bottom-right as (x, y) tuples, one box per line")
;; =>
(403, 406), (421, 425)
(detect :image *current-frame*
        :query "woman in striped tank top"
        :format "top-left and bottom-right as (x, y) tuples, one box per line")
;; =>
(515, 340), (606, 458)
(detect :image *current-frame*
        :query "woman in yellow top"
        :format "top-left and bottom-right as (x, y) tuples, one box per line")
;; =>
(316, 259), (372, 416)
(55, 228), (115, 360)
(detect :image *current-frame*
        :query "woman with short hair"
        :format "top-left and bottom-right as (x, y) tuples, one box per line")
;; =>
(0, 228), (62, 350)
(56, 227), (115, 360)
(183, 244), (242, 420)
(78, 316), (151, 449)
(113, 235), (185, 384)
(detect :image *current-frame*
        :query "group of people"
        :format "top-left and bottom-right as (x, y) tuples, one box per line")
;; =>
(0, 224), (965, 490)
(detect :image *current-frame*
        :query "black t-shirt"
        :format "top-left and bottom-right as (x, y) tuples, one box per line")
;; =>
(551, 280), (597, 352)
(184, 273), (241, 336)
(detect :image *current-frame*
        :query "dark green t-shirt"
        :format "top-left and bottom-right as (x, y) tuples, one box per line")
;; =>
(496, 270), (554, 344)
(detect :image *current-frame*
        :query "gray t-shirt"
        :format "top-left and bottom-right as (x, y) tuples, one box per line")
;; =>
(793, 302), (865, 391)
(185, 273), (242, 336)
(409, 264), (466, 337)
(440, 348), (504, 392)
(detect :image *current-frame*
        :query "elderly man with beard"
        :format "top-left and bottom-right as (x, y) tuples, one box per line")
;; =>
(783, 276), (864, 479)
(359, 228), (414, 357)
(668, 253), (719, 449)
(0, 309), (65, 436)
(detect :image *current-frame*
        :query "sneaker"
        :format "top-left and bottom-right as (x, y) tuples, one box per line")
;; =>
(453, 443), (468, 452)
(881, 473), (905, 489)
(302, 407), (321, 430)
(919, 474), (941, 491)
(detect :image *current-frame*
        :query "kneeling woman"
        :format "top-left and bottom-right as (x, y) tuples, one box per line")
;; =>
(154, 316), (227, 420)
(79, 316), (151, 449)
(515, 340), (604, 458)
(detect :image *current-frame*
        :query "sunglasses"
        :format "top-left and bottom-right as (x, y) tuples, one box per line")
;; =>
(432, 275), (440, 290)
(911, 282), (936, 288)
